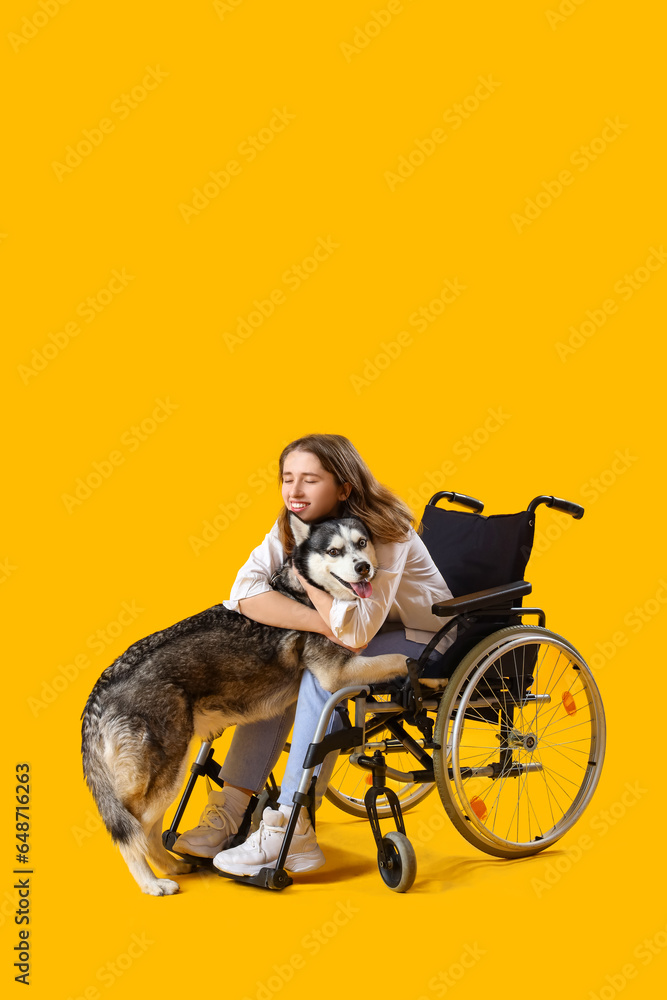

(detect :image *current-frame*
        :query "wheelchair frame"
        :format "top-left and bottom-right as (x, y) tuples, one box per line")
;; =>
(163, 491), (606, 892)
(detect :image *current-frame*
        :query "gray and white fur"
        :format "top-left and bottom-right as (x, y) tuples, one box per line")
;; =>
(81, 512), (409, 895)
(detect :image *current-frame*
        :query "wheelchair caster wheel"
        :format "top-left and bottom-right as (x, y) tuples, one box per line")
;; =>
(377, 831), (416, 892)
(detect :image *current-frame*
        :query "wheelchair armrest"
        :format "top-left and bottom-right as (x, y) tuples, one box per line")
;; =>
(432, 580), (532, 616)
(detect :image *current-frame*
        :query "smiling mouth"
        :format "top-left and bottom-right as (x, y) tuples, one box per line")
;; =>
(290, 502), (310, 511)
(330, 571), (373, 598)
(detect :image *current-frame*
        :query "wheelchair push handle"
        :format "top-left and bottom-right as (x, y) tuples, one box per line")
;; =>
(427, 491), (484, 513)
(527, 495), (584, 519)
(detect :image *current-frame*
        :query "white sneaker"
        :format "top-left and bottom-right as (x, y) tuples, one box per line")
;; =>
(173, 786), (250, 858)
(212, 805), (325, 875)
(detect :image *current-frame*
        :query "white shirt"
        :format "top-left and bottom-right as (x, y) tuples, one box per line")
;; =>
(222, 519), (457, 654)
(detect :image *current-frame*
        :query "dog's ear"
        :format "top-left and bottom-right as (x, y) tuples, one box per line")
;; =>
(289, 512), (311, 547)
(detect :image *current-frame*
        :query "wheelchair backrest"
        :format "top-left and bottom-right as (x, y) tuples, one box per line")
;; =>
(419, 503), (535, 597)
(417, 501), (537, 677)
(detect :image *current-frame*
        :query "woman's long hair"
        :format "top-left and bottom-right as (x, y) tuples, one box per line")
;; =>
(276, 434), (419, 556)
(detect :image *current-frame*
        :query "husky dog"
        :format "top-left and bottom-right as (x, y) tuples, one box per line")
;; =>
(81, 513), (410, 895)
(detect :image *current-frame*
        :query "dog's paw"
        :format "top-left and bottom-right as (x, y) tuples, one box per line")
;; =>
(420, 677), (449, 690)
(384, 654), (410, 675)
(143, 878), (180, 896)
(155, 878), (181, 895)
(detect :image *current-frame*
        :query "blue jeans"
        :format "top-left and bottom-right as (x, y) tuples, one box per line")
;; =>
(218, 629), (445, 810)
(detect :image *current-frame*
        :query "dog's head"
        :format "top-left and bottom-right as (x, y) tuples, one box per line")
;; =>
(288, 512), (378, 601)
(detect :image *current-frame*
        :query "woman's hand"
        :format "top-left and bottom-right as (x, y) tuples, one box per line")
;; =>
(320, 626), (368, 654)
(291, 566), (311, 593)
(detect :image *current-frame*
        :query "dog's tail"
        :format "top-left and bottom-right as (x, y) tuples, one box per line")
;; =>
(81, 718), (149, 855)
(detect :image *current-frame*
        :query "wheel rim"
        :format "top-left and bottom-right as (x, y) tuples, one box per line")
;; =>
(326, 696), (435, 817)
(442, 630), (605, 854)
(379, 837), (403, 888)
(378, 832), (416, 891)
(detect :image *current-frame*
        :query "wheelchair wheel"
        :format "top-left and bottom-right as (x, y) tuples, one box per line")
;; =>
(325, 698), (436, 818)
(433, 625), (606, 859)
(378, 831), (417, 892)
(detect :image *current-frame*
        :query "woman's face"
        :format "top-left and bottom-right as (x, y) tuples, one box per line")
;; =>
(281, 450), (351, 522)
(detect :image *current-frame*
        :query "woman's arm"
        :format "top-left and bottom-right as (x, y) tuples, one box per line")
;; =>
(228, 520), (364, 651)
(227, 522), (326, 631)
(290, 572), (334, 626)
(237, 590), (325, 633)
(239, 590), (364, 652)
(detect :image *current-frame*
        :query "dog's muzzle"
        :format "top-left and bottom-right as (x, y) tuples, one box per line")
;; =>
(330, 570), (373, 598)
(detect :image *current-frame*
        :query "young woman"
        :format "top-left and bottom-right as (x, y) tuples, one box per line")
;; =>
(174, 433), (456, 875)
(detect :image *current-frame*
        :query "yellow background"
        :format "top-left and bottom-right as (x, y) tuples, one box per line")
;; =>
(2, 1), (665, 997)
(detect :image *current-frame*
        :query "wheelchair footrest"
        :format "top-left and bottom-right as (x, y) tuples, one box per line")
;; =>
(167, 848), (215, 866)
(164, 848), (293, 890)
(210, 866), (293, 890)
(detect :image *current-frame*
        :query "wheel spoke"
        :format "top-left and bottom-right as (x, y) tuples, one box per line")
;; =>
(433, 628), (605, 855)
(533, 675), (589, 735)
(326, 704), (436, 817)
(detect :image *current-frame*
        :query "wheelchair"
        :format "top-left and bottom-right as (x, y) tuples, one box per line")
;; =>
(164, 490), (606, 893)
